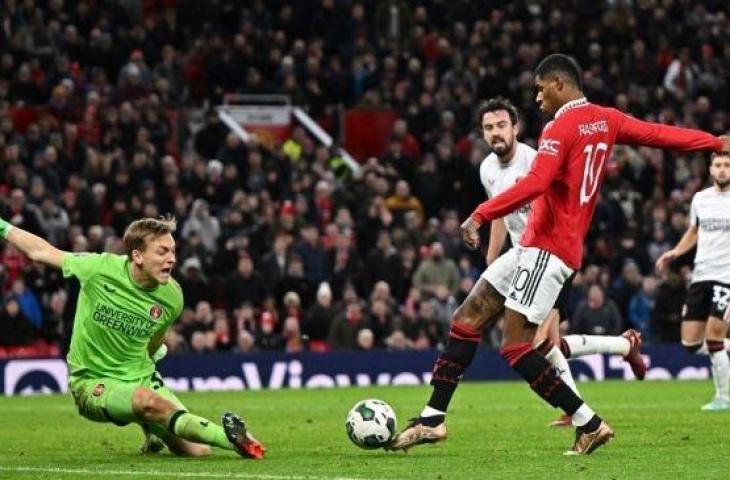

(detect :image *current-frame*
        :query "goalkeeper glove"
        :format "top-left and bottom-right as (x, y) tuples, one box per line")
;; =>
(0, 217), (12, 239)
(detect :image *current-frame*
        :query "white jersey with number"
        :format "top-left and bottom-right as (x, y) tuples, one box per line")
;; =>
(479, 142), (536, 245)
(689, 187), (730, 284)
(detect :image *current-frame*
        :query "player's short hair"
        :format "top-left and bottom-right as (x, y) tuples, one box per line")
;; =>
(123, 215), (177, 258)
(711, 150), (730, 161)
(476, 96), (519, 129)
(535, 54), (583, 90)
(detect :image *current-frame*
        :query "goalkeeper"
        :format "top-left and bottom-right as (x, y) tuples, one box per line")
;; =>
(0, 215), (265, 459)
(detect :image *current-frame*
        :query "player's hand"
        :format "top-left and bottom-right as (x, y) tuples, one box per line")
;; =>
(460, 216), (481, 250)
(655, 249), (678, 273)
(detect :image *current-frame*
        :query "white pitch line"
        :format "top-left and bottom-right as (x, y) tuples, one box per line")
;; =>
(0, 466), (372, 480)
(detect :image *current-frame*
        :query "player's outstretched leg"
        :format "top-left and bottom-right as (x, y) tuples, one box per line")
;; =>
(139, 424), (165, 454)
(682, 316), (730, 411)
(387, 279), (504, 452)
(534, 311), (580, 428)
(132, 387), (265, 458)
(702, 316), (730, 411)
(501, 308), (613, 455)
(222, 412), (266, 459)
(560, 329), (647, 380)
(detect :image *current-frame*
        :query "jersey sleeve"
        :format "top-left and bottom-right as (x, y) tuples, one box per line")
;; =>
(471, 125), (567, 223)
(614, 109), (722, 152)
(479, 160), (492, 198)
(62, 252), (106, 283)
(161, 280), (185, 331)
(689, 195), (699, 228)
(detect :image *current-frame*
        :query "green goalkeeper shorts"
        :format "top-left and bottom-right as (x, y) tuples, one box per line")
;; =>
(69, 371), (186, 426)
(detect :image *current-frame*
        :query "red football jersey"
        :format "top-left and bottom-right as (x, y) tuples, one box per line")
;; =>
(472, 98), (722, 269)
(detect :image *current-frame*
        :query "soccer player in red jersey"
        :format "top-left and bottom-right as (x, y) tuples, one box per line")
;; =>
(389, 54), (728, 455)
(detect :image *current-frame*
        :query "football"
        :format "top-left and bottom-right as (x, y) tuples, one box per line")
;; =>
(345, 399), (397, 449)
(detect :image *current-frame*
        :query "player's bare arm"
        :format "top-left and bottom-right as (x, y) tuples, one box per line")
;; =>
(656, 225), (698, 273)
(486, 217), (508, 265)
(0, 217), (67, 269)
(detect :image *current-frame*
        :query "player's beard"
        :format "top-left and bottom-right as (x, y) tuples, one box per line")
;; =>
(715, 178), (730, 190)
(492, 137), (514, 159)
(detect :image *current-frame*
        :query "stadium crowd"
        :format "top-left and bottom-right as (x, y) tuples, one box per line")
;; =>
(0, 0), (728, 356)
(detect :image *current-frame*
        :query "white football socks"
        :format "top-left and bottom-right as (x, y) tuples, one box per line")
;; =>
(709, 349), (730, 401)
(544, 346), (581, 398)
(563, 335), (630, 357)
(571, 403), (595, 427)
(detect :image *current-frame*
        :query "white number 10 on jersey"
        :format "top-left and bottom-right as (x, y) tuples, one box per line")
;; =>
(580, 142), (608, 205)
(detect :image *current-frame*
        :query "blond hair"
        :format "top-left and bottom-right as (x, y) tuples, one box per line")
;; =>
(123, 215), (177, 259)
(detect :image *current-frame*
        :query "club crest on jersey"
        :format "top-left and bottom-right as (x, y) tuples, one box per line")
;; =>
(92, 383), (105, 396)
(538, 139), (560, 155)
(149, 304), (164, 321)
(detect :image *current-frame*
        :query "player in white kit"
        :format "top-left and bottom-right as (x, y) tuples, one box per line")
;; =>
(478, 97), (646, 426)
(656, 151), (730, 411)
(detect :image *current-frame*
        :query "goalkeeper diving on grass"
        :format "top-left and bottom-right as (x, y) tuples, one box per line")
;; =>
(0, 215), (265, 459)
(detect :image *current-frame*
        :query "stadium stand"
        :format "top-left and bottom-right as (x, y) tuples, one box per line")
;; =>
(0, 0), (728, 356)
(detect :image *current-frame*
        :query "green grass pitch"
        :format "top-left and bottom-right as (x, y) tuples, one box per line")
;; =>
(0, 380), (728, 479)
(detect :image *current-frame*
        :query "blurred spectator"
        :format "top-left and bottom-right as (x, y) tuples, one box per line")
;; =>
(233, 302), (257, 336)
(357, 328), (375, 351)
(302, 282), (337, 350)
(571, 285), (623, 336)
(181, 199), (220, 253)
(663, 47), (698, 101)
(386, 330), (408, 351)
(327, 300), (366, 350)
(295, 224), (328, 284)
(225, 254), (266, 310)
(628, 276), (658, 340)
(367, 298), (395, 347)
(430, 285), (457, 328)
(41, 290), (66, 342)
(234, 330), (257, 354)
(256, 312), (282, 351)
(282, 316), (303, 353)
(0, 298), (36, 346)
(190, 331), (210, 354)
(259, 233), (290, 294)
(653, 272), (687, 343)
(385, 180), (424, 226)
(364, 230), (402, 294)
(178, 257), (209, 308)
(610, 260), (644, 320)
(165, 331), (189, 354)
(413, 242), (460, 296)
(212, 313), (232, 351)
(36, 197), (70, 246)
(276, 256), (313, 308)
(3, 189), (43, 237)
(8, 278), (43, 329)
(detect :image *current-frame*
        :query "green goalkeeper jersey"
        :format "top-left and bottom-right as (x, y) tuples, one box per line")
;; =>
(63, 252), (183, 381)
